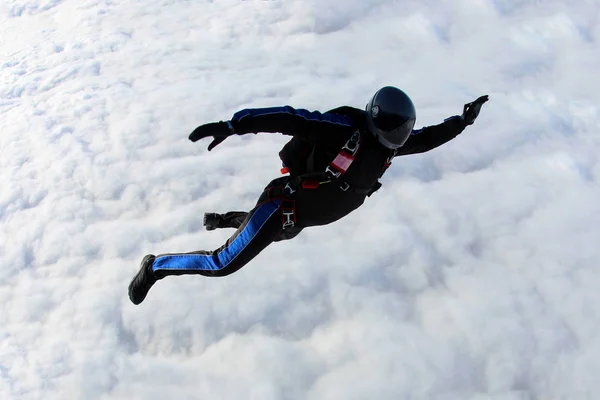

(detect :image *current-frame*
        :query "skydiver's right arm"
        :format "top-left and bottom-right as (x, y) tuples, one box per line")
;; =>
(230, 106), (354, 142)
(188, 106), (355, 150)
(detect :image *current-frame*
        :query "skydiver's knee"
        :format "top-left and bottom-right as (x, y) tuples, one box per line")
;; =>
(209, 266), (240, 277)
(273, 228), (302, 242)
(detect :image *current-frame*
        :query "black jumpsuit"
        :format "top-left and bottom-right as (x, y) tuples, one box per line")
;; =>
(150, 106), (466, 279)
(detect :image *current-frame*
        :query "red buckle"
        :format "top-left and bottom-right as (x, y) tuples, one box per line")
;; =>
(301, 180), (320, 189)
(281, 167), (290, 174)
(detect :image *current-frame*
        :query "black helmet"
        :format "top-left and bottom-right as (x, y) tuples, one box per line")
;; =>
(365, 86), (416, 149)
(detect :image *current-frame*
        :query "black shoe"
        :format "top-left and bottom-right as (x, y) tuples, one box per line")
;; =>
(128, 254), (157, 305)
(203, 213), (223, 231)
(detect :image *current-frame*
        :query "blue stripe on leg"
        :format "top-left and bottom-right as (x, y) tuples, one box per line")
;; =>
(152, 200), (281, 272)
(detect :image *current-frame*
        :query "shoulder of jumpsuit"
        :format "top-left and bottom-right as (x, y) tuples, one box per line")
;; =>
(321, 106), (371, 145)
(324, 106), (366, 124)
(324, 106), (370, 133)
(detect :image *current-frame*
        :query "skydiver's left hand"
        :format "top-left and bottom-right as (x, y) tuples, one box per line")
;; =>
(189, 121), (235, 151)
(462, 95), (489, 126)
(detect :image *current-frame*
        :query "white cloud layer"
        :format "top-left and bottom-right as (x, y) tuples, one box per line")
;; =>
(1, 0), (600, 399)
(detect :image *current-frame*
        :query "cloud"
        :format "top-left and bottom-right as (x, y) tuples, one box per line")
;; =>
(1, 0), (600, 399)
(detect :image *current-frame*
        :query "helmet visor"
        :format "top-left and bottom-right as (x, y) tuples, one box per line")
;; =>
(372, 112), (415, 148)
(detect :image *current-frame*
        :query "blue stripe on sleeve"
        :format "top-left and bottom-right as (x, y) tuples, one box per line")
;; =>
(232, 106), (353, 127)
(152, 199), (281, 272)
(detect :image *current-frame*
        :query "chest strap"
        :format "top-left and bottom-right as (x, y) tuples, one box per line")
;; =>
(325, 130), (362, 179)
(280, 130), (389, 197)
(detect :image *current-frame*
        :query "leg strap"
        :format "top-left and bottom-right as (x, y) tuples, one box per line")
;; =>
(280, 199), (296, 230)
(264, 185), (297, 231)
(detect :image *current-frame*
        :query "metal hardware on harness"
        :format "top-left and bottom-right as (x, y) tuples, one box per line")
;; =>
(283, 182), (296, 196)
(342, 130), (360, 152)
(339, 182), (350, 191)
(282, 212), (295, 228)
(280, 199), (296, 229)
(266, 182), (298, 231)
(325, 165), (342, 178)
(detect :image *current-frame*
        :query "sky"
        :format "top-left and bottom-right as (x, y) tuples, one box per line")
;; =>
(1, 0), (600, 399)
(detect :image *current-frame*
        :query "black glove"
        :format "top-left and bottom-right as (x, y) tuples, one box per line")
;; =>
(189, 121), (235, 151)
(462, 95), (489, 126)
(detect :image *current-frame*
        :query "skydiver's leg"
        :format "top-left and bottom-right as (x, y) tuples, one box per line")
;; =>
(203, 211), (248, 230)
(153, 199), (283, 278)
(128, 177), (300, 304)
(221, 211), (249, 228)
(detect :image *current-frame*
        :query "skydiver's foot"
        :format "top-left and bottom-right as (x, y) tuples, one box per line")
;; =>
(203, 213), (223, 231)
(128, 254), (157, 305)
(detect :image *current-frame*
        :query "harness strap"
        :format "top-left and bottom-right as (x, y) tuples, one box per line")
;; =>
(299, 172), (380, 196)
(279, 130), (393, 197)
(325, 130), (361, 178)
(265, 184), (297, 230)
(280, 199), (296, 230)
